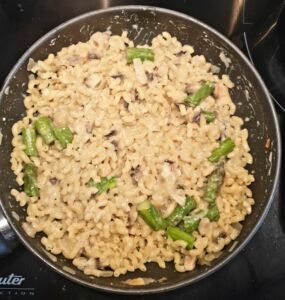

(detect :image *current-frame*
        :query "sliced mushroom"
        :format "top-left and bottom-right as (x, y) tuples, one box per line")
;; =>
(192, 111), (201, 123)
(170, 189), (185, 206)
(164, 159), (174, 164)
(32, 111), (40, 117)
(49, 177), (58, 185)
(111, 74), (124, 80)
(111, 140), (119, 152)
(176, 184), (184, 190)
(84, 73), (101, 88)
(214, 83), (230, 101)
(120, 98), (129, 110)
(67, 55), (80, 66)
(87, 52), (101, 60)
(105, 130), (117, 138)
(175, 50), (187, 57)
(145, 71), (154, 81)
(130, 165), (142, 184)
(123, 101), (129, 110)
(85, 122), (94, 134)
(198, 218), (211, 236)
(185, 82), (201, 94)
(218, 232), (227, 239)
(134, 89), (140, 101)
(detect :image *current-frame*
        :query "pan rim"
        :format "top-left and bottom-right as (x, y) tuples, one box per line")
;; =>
(0, 4), (281, 295)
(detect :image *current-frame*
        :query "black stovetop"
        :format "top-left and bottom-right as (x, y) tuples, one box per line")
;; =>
(1, 1), (285, 300)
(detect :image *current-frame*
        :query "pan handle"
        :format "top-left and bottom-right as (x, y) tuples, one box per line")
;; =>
(0, 207), (19, 257)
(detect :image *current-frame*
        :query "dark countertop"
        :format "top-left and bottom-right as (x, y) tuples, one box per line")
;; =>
(0, 1), (285, 299)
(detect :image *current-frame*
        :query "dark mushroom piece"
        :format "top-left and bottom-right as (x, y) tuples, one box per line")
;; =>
(192, 112), (201, 123)
(105, 130), (117, 138)
(164, 159), (174, 164)
(185, 82), (201, 94)
(49, 177), (58, 185)
(67, 55), (80, 66)
(134, 89), (140, 101)
(175, 51), (187, 57)
(85, 122), (94, 134)
(123, 101), (129, 110)
(111, 74), (124, 80)
(176, 184), (184, 190)
(130, 165), (142, 184)
(87, 52), (101, 60)
(145, 71), (154, 81)
(218, 232), (227, 239)
(111, 140), (119, 152)
(32, 111), (40, 117)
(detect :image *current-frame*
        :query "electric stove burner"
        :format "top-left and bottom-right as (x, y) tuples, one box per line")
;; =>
(244, 2), (285, 111)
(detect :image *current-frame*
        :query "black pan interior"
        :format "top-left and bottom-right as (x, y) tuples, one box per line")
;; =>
(0, 6), (280, 294)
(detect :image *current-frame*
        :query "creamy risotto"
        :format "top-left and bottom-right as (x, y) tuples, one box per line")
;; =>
(10, 31), (254, 277)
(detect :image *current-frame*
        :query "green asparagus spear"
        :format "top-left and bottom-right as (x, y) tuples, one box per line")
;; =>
(22, 127), (38, 156)
(167, 226), (195, 249)
(185, 82), (215, 107)
(166, 196), (196, 226)
(126, 47), (155, 64)
(202, 111), (216, 123)
(35, 116), (55, 145)
(206, 204), (220, 221)
(137, 200), (167, 231)
(86, 176), (117, 193)
(208, 138), (235, 163)
(23, 163), (39, 197)
(53, 126), (73, 148)
(182, 205), (220, 233)
(203, 166), (225, 203)
(182, 211), (206, 233)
